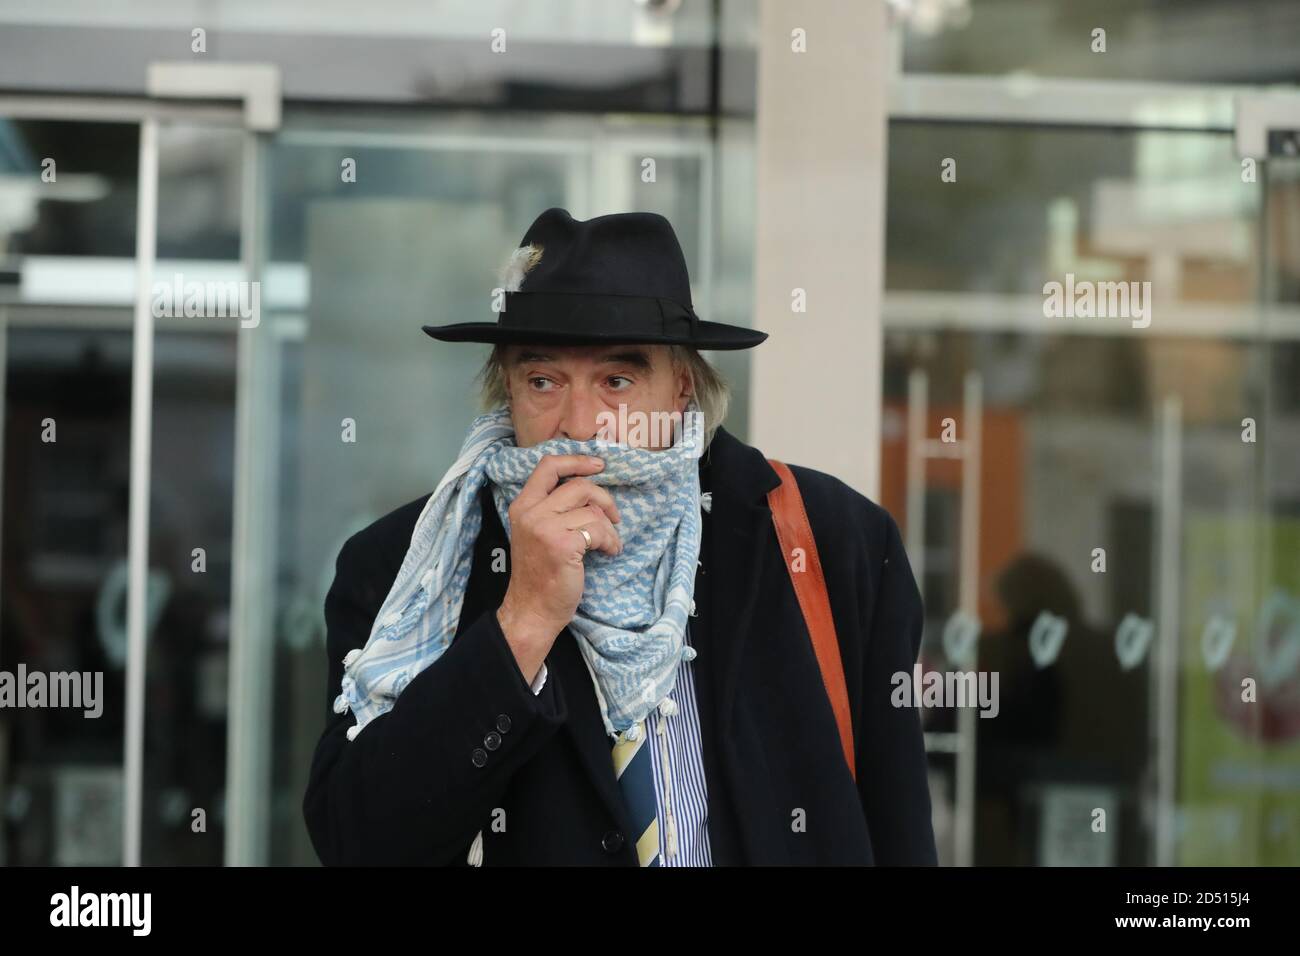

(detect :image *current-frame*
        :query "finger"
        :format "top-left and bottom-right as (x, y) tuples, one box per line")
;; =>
(574, 516), (622, 558)
(555, 507), (622, 557)
(511, 454), (604, 515)
(542, 476), (621, 525)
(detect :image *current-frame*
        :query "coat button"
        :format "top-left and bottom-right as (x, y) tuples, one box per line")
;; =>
(601, 830), (624, 853)
(495, 714), (512, 734)
(471, 748), (488, 768)
(483, 731), (502, 751)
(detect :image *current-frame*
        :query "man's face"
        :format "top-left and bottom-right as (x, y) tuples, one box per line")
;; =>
(502, 343), (692, 450)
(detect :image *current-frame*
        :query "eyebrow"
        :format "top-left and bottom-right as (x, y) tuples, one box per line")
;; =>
(512, 349), (654, 372)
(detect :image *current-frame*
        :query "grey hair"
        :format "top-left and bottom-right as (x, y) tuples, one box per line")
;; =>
(474, 343), (730, 449)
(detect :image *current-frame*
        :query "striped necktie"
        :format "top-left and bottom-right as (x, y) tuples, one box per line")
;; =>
(610, 718), (661, 866)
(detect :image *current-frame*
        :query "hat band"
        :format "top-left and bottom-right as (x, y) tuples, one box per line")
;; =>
(499, 291), (698, 339)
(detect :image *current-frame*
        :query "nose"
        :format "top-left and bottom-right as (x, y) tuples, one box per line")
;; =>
(558, 383), (603, 442)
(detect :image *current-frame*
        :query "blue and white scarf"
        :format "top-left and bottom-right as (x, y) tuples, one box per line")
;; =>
(335, 402), (705, 741)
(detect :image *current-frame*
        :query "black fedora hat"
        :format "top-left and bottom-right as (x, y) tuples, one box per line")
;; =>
(422, 207), (768, 350)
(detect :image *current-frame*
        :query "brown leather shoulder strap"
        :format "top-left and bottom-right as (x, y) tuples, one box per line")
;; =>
(765, 459), (856, 781)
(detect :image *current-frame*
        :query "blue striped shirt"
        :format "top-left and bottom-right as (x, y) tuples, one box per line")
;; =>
(643, 619), (712, 866)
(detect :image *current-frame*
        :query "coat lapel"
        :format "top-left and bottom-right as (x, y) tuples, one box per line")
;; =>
(546, 627), (637, 840)
(698, 427), (782, 736)
(691, 427), (791, 865)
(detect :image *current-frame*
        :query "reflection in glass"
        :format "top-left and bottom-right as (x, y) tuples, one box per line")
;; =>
(884, 121), (1300, 865)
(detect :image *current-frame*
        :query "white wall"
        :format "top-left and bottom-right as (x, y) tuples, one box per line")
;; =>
(749, 0), (889, 499)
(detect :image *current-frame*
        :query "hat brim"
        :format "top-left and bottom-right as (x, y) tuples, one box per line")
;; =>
(421, 320), (768, 351)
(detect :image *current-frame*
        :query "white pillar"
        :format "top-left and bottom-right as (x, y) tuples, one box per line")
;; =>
(749, 0), (889, 500)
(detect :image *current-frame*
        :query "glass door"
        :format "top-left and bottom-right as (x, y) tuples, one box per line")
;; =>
(881, 85), (1300, 866)
(0, 91), (265, 866)
(137, 117), (253, 866)
(0, 116), (140, 865)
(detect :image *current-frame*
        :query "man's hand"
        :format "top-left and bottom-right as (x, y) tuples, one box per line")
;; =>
(496, 454), (622, 683)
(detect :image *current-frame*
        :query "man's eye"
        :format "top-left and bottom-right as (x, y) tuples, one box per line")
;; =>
(528, 377), (554, 391)
(607, 376), (633, 390)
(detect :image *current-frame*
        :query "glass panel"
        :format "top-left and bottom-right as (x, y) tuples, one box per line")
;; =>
(884, 121), (1300, 865)
(141, 122), (244, 865)
(0, 117), (139, 865)
(898, 0), (1300, 85)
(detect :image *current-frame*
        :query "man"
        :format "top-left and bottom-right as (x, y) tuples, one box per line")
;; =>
(303, 208), (936, 866)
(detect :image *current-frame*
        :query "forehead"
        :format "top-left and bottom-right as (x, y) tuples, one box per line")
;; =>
(503, 343), (664, 365)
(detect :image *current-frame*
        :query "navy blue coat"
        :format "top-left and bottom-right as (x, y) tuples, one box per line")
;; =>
(303, 425), (936, 865)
